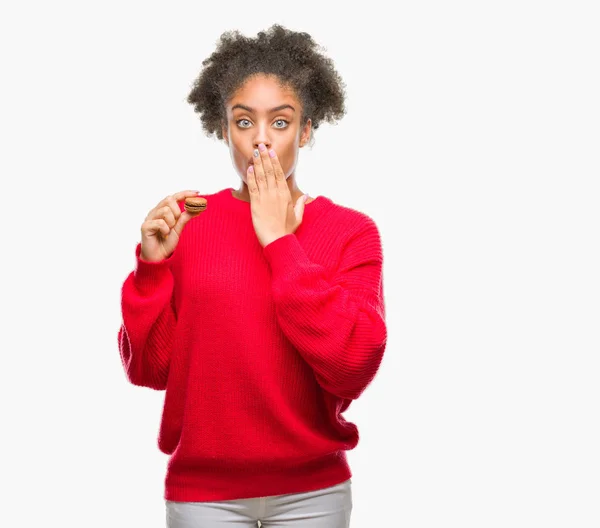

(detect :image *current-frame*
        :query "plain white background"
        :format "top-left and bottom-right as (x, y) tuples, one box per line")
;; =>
(1, 1), (598, 526)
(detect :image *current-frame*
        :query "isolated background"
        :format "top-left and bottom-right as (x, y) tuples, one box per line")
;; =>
(1, 1), (598, 526)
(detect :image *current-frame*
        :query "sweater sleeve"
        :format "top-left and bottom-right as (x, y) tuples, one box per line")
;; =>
(117, 243), (177, 390)
(262, 219), (387, 400)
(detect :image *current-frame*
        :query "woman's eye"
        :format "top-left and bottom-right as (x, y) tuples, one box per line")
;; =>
(236, 119), (288, 129)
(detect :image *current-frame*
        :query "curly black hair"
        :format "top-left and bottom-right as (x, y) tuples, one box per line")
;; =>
(186, 24), (347, 144)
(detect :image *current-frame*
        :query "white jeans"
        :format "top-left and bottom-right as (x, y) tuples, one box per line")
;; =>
(165, 479), (352, 527)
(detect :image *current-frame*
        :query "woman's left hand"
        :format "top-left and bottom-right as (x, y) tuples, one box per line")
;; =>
(248, 143), (309, 248)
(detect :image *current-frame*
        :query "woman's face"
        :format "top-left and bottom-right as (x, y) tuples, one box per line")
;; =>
(222, 74), (311, 183)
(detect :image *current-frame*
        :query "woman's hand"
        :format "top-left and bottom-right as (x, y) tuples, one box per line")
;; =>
(140, 190), (200, 262)
(247, 143), (309, 248)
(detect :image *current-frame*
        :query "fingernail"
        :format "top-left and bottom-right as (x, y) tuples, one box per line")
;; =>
(269, 149), (275, 158)
(253, 149), (259, 157)
(258, 143), (266, 152)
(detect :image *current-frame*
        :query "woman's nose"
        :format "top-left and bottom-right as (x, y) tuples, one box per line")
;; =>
(253, 126), (271, 150)
(253, 140), (271, 150)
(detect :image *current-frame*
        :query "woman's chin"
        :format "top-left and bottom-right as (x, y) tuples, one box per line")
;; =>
(237, 168), (291, 184)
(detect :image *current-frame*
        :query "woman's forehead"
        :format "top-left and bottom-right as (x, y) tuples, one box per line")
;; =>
(227, 74), (299, 109)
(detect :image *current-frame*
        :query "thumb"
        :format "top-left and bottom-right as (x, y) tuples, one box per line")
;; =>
(173, 210), (193, 238)
(294, 194), (309, 223)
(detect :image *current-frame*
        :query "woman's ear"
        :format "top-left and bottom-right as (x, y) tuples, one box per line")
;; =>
(299, 118), (312, 148)
(221, 122), (229, 145)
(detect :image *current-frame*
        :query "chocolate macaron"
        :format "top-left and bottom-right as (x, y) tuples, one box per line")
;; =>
(184, 196), (207, 215)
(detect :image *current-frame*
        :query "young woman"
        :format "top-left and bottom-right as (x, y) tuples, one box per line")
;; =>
(118, 24), (387, 527)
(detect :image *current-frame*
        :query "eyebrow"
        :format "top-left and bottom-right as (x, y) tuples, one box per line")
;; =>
(231, 104), (296, 113)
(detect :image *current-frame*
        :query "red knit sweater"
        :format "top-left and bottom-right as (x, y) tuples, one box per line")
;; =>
(118, 187), (387, 502)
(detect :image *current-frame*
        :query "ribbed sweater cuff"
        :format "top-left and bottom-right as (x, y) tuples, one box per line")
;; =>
(133, 243), (173, 295)
(262, 234), (310, 279)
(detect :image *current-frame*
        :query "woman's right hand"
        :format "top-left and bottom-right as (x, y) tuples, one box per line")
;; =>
(140, 190), (201, 262)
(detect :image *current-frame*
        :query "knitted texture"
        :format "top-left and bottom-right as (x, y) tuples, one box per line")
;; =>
(118, 187), (387, 501)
